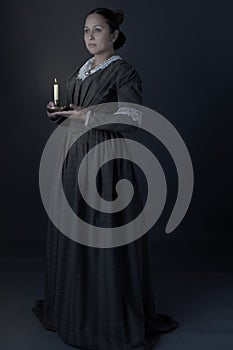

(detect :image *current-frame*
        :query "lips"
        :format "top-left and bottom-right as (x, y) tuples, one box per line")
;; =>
(88, 43), (96, 46)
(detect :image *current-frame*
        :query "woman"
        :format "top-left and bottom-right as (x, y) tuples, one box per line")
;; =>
(32, 8), (178, 350)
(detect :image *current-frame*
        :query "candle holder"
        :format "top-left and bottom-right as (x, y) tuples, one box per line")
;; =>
(47, 78), (71, 113)
(47, 104), (70, 113)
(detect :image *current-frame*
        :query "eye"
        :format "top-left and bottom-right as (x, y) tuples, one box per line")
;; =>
(95, 28), (101, 32)
(84, 28), (89, 33)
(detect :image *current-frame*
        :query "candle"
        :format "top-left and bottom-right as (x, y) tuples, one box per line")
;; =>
(53, 78), (59, 105)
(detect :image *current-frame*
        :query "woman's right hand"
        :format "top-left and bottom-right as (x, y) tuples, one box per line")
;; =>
(46, 101), (83, 119)
(46, 101), (57, 119)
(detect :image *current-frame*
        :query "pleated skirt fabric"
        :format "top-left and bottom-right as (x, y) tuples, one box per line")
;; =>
(32, 127), (178, 349)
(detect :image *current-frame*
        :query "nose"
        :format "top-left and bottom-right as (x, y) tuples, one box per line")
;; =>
(89, 30), (95, 40)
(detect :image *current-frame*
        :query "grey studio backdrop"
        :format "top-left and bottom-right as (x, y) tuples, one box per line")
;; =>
(1, 0), (232, 257)
(1, 2), (233, 350)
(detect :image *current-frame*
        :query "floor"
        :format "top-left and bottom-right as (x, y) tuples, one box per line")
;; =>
(0, 240), (232, 350)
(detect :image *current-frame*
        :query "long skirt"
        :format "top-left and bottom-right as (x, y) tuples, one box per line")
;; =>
(32, 126), (178, 350)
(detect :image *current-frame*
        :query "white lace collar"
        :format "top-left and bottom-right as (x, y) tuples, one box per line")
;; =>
(77, 55), (122, 81)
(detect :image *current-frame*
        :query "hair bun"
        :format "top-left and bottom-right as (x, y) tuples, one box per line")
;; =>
(114, 10), (124, 25)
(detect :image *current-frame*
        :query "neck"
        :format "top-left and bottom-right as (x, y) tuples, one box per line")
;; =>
(93, 50), (115, 67)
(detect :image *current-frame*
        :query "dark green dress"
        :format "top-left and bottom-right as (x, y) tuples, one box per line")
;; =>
(32, 58), (178, 350)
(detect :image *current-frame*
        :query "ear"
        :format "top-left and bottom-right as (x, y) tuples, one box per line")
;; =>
(112, 29), (119, 41)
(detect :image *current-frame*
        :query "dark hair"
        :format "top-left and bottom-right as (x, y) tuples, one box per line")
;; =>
(86, 8), (126, 50)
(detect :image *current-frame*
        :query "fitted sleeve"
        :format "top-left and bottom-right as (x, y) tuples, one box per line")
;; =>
(116, 65), (142, 105)
(83, 64), (143, 132)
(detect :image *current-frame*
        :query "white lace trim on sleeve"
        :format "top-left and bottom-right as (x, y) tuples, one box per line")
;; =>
(84, 110), (92, 126)
(113, 107), (142, 125)
(84, 107), (142, 128)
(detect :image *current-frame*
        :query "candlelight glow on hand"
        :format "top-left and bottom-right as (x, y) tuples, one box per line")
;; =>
(53, 78), (59, 106)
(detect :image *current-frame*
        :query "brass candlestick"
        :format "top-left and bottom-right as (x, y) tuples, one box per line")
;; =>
(47, 78), (69, 113)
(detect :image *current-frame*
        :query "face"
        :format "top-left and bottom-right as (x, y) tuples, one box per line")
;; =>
(84, 13), (118, 55)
